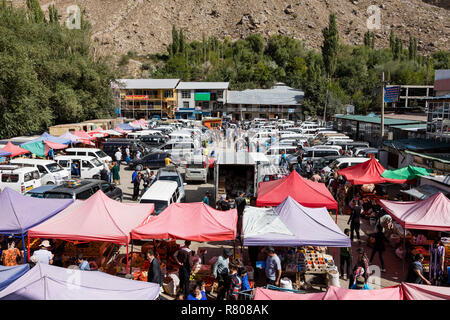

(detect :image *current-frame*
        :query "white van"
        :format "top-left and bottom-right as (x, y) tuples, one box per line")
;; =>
(54, 156), (103, 179)
(157, 140), (199, 162)
(185, 155), (208, 183)
(323, 157), (377, 176)
(139, 180), (181, 215)
(265, 146), (298, 164)
(302, 147), (341, 160)
(65, 148), (112, 164)
(9, 159), (70, 185)
(0, 165), (42, 193)
(311, 145), (343, 153)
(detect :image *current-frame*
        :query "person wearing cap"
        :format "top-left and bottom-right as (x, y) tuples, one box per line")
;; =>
(212, 248), (232, 300)
(77, 254), (90, 271)
(31, 240), (54, 265)
(350, 276), (372, 290)
(265, 246), (282, 287)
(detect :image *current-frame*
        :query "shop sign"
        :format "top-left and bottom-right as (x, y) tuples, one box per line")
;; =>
(123, 95), (149, 100)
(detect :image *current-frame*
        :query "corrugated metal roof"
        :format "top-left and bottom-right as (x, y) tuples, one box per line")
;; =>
(435, 69), (450, 81)
(426, 94), (450, 100)
(227, 85), (304, 106)
(115, 79), (180, 89)
(391, 124), (427, 131)
(383, 139), (450, 152)
(401, 184), (449, 199)
(334, 114), (424, 125)
(176, 82), (229, 90)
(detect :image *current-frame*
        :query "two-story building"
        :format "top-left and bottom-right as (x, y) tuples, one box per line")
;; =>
(175, 82), (229, 120)
(225, 83), (304, 121)
(425, 69), (450, 142)
(114, 79), (180, 119)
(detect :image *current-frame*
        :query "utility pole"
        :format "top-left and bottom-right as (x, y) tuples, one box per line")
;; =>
(380, 72), (388, 147)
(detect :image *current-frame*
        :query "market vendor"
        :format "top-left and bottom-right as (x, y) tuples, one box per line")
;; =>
(212, 248), (232, 300)
(77, 254), (90, 271)
(265, 246), (282, 287)
(406, 253), (431, 285)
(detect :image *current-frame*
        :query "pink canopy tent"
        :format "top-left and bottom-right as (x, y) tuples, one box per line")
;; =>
(73, 130), (96, 146)
(88, 127), (109, 138)
(28, 190), (154, 271)
(379, 192), (450, 231)
(256, 171), (337, 210)
(338, 158), (388, 185)
(43, 140), (68, 150)
(401, 282), (450, 300)
(113, 126), (128, 135)
(131, 202), (238, 242)
(1, 142), (30, 157)
(253, 288), (326, 300)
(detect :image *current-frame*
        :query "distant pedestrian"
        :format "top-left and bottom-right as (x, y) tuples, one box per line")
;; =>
(429, 239), (445, 286)
(369, 224), (387, 272)
(234, 192), (247, 237)
(349, 248), (369, 288)
(149, 170), (156, 185)
(340, 228), (352, 280)
(311, 171), (321, 183)
(147, 250), (162, 287)
(265, 246), (282, 287)
(348, 200), (362, 243)
(141, 173), (150, 196)
(132, 172), (142, 201)
(136, 150), (141, 160)
(213, 248), (232, 301)
(227, 262), (241, 300)
(31, 240), (54, 265)
(48, 148), (54, 160)
(77, 254), (90, 271)
(125, 146), (131, 164)
(173, 241), (193, 298)
(115, 148), (122, 166)
(1, 240), (22, 266)
(202, 192), (210, 206)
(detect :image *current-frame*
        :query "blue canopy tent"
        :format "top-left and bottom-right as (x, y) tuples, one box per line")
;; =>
(119, 123), (137, 131)
(26, 132), (72, 145)
(0, 265), (30, 291)
(0, 188), (73, 261)
(0, 150), (12, 157)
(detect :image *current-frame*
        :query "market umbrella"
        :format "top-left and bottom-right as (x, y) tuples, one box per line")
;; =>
(1, 142), (30, 157)
(401, 282), (450, 300)
(113, 126), (128, 134)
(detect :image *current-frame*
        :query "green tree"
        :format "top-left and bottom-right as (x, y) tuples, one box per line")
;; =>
(26, 0), (45, 23)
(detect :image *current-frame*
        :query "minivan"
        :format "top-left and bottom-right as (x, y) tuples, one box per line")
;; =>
(156, 140), (198, 162)
(65, 148), (112, 164)
(9, 159), (70, 185)
(101, 139), (149, 159)
(43, 179), (123, 201)
(301, 147), (341, 160)
(140, 135), (168, 148)
(185, 155), (208, 183)
(333, 141), (370, 152)
(0, 165), (41, 193)
(139, 180), (181, 214)
(55, 156), (103, 179)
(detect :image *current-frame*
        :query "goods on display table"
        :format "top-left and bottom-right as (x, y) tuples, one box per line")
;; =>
(297, 247), (335, 273)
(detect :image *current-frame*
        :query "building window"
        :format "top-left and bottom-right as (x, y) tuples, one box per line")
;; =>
(217, 91), (223, 99)
(164, 90), (173, 98)
(149, 90), (158, 98)
(183, 101), (190, 108)
(181, 90), (191, 99)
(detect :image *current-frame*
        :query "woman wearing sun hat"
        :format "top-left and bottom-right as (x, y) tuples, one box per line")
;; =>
(31, 240), (54, 265)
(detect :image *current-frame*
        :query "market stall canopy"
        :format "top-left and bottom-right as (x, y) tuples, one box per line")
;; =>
(253, 288), (326, 300)
(1, 142), (30, 157)
(118, 123), (137, 131)
(88, 127), (109, 138)
(0, 150), (12, 157)
(0, 187), (74, 235)
(379, 192), (450, 231)
(28, 190), (154, 244)
(73, 130), (92, 140)
(130, 120), (143, 129)
(59, 131), (83, 144)
(0, 263), (160, 300)
(43, 140), (68, 150)
(0, 265), (30, 291)
(381, 165), (433, 182)
(338, 158), (388, 185)
(131, 202), (238, 241)
(20, 141), (48, 158)
(243, 197), (349, 247)
(113, 126), (128, 134)
(27, 132), (71, 145)
(401, 282), (450, 300)
(256, 171), (337, 209)
(103, 129), (123, 136)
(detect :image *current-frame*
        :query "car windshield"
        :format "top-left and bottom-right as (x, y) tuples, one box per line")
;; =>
(43, 192), (73, 199)
(91, 158), (103, 167)
(95, 150), (108, 158)
(158, 175), (181, 187)
(139, 199), (169, 214)
(46, 163), (63, 173)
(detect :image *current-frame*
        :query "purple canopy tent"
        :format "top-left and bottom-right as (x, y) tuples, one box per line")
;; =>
(26, 132), (72, 145)
(0, 263), (160, 300)
(242, 196), (350, 247)
(0, 265), (30, 291)
(0, 187), (73, 261)
(59, 131), (83, 144)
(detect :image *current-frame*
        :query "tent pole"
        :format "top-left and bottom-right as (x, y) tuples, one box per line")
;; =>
(22, 234), (27, 262)
(27, 236), (30, 262)
(126, 243), (129, 275)
(402, 228), (406, 281)
(129, 241), (134, 275)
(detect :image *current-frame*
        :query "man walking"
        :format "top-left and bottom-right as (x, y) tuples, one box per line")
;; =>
(147, 250), (162, 288)
(111, 162), (120, 185)
(348, 200), (362, 243)
(132, 172), (141, 201)
(115, 148), (122, 167)
(234, 192), (247, 238)
(213, 248), (232, 300)
(173, 241), (193, 298)
(265, 247), (282, 287)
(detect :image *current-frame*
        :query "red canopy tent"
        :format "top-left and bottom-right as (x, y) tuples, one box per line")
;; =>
(337, 158), (388, 185)
(131, 202), (238, 242)
(401, 282), (450, 300)
(73, 130), (95, 146)
(43, 140), (68, 150)
(256, 171), (337, 210)
(379, 192), (450, 231)
(113, 126), (128, 135)
(1, 142), (30, 157)
(28, 190), (154, 271)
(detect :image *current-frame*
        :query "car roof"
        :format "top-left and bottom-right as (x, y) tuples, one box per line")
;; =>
(26, 185), (58, 194)
(55, 155), (97, 160)
(10, 158), (56, 165)
(335, 157), (373, 163)
(140, 180), (178, 202)
(0, 165), (39, 173)
(66, 148), (101, 152)
(45, 179), (104, 194)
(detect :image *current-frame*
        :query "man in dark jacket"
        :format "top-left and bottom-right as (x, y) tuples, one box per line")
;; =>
(234, 192), (247, 238)
(147, 250), (162, 286)
(132, 173), (141, 201)
(348, 200), (362, 243)
(173, 241), (193, 298)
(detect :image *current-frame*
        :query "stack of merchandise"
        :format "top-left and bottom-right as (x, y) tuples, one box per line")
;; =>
(297, 247), (334, 273)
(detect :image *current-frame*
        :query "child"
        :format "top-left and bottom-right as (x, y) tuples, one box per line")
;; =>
(227, 263), (242, 300)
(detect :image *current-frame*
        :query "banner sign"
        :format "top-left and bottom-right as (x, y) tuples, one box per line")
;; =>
(123, 95), (149, 100)
(384, 86), (400, 103)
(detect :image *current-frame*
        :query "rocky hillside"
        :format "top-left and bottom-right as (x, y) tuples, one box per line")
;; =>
(11, 0), (450, 58)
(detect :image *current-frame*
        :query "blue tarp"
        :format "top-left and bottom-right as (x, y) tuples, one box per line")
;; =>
(0, 265), (30, 291)
(0, 150), (11, 157)
(26, 132), (71, 145)
(119, 123), (137, 131)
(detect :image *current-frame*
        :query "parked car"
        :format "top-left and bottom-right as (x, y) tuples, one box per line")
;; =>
(9, 159), (70, 185)
(101, 139), (150, 160)
(139, 180), (182, 215)
(140, 135), (169, 148)
(0, 165), (41, 193)
(65, 148), (112, 164)
(155, 167), (186, 202)
(322, 157), (377, 176)
(355, 148), (379, 157)
(43, 179), (123, 201)
(54, 156), (103, 179)
(24, 185), (58, 198)
(185, 155), (209, 183)
(128, 152), (170, 171)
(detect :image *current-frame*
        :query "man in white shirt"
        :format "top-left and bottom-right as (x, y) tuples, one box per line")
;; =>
(115, 148), (122, 166)
(31, 240), (54, 265)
